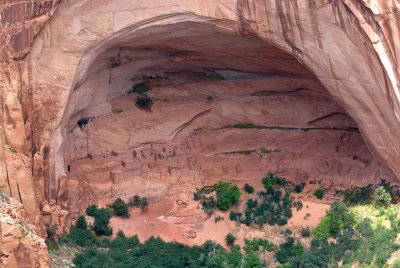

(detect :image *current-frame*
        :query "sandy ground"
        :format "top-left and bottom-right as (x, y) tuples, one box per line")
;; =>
(108, 194), (329, 247)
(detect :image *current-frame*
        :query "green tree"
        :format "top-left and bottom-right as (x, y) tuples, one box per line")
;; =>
(139, 198), (149, 210)
(111, 198), (129, 217)
(92, 208), (113, 236)
(225, 233), (236, 245)
(274, 236), (304, 264)
(314, 188), (324, 199)
(135, 94), (153, 109)
(215, 182), (241, 211)
(75, 216), (87, 229)
(86, 204), (98, 217)
(244, 183), (254, 194)
(374, 186), (391, 206)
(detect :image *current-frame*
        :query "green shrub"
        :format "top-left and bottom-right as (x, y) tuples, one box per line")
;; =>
(300, 227), (311, 237)
(92, 208), (113, 236)
(225, 233), (236, 245)
(193, 191), (202, 201)
(111, 198), (129, 217)
(228, 123), (259, 129)
(260, 147), (272, 154)
(243, 238), (275, 253)
(62, 228), (99, 247)
(313, 202), (353, 239)
(313, 216), (331, 239)
(274, 236), (304, 264)
(374, 185), (392, 206)
(86, 204), (98, 217)
(220, 149), (256, 155)
(201, 196), (217, 215)
(262, 172), (286, 189)
(314, 188), (324, 199)
(341, 184), (373, 205)
(215, 182), (241, 211)
(130, 195), (149, 210)
(135, 94), (153, 109)
(294, 182), (305, 194)
(46, 239), (60, 251)
(75, 216), (87, 229)
(294, 201), (303, 211)
(206, 96), (214, 101)
(244, 183), (254, 194)
(128, 82), (150, 94)
(229, 211), (242, 222)
(71, 233), (271, 268)
(45, 224), (58, 239)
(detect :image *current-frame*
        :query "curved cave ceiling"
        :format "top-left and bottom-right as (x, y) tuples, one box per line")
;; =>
(28, 1), (400, 202)
(49, 20), (396, 214)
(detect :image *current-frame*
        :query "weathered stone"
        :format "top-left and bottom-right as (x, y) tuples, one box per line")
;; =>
(0, 193), (49, 268)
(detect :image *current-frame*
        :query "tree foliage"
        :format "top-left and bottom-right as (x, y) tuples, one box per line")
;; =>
(215, 182), (241, 211)
(111, 197), (129, 217)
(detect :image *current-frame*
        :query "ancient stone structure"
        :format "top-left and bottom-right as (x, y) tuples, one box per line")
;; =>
(0, 0), (399, 265)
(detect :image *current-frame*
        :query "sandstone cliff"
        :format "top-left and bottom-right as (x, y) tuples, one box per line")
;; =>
(0, 0), (399, 265)
(0, 193), (49, 268)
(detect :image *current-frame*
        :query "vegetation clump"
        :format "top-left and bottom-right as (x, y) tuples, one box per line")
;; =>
(128, 81), (150, 94)
(340, 184), (373, 205)
(274, 236), (304, 264)
(61, 216), (98, 247)
(130, 195), (149, 210)
(225, 233), (236, 245)
(45, 224), (59, 250)
(218, 149), (256, 155)
(110, 198), (129, 217)
(58, 185), (400, 268)
(230, 172), (300, 227)
(314, 187), (324, 199)
(300, 227), (311, 237)
(71, 234), (266, 268)
(215, 182), (241, 211)
(192, 183), (240, 214)
(260, 147), (272, 154)
(294, 182), (305, 193)
(244, 183), (254, 194)
(135, 94), (153, 109)
(84, 205), (113, 236)
(285, 201), (400, 267)
(374, 185), (392, 206)
(85, 204), (97, 217)
(92, 207), (113, 236)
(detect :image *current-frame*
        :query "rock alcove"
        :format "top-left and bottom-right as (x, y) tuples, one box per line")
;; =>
(54, 22), (395, 220)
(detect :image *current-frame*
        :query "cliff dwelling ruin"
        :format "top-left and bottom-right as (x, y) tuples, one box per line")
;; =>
(1, 0), (400, 266)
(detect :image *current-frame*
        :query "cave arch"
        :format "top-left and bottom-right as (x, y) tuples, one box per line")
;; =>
(29, 0), (400, 201)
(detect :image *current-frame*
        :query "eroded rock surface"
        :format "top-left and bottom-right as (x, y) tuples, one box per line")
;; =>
(0, 193), (49, 268)
(0, 0), (399, 257)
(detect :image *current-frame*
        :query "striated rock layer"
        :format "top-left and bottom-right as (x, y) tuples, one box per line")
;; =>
(0, 0), (399, 248)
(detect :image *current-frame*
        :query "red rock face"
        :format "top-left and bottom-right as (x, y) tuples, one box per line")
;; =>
(0, 0), (400, 264)
(0, 1), (60, 265)
(0, 193), (49, 268)
(0, 0), (59, 60)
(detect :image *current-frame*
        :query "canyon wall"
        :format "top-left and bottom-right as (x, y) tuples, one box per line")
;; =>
(0, 0), (399, 244)
(0, 193), (49, 268)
